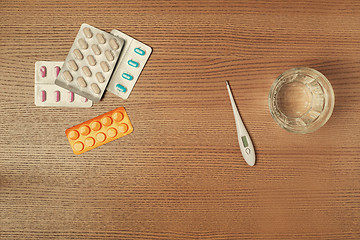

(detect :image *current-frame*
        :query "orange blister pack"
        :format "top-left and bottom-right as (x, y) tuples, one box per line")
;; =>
(65, 107), (133, 155)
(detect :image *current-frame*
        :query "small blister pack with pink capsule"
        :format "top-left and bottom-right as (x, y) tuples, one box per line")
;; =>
(35, 61), (92, 107)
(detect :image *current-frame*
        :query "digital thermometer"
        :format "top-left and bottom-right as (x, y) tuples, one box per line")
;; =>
(226, 81), (256, 166)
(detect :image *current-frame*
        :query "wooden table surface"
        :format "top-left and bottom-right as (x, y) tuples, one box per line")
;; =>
(1, 0), (360, 239)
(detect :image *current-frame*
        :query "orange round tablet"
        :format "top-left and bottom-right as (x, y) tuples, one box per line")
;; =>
(79, 125), (90, 135)
(73, 141), (84, 152)
(118, 123), (128, 133)
(101, 116), (112, 126)
(84, 137), (95, 147)
(112, 111), (124, 122)
(68, 130), (80, 140)
(107, 127), (117, 138)
(90, 121), (101, 131)
(96, 132), (106, 142)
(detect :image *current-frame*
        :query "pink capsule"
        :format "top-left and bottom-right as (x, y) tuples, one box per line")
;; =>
(68, 91), (74, 102)
(40, 66), (46, 78)
(40, 90), (46, 102)
(54, 90), (60, 102)
(54, 66), (61, 77)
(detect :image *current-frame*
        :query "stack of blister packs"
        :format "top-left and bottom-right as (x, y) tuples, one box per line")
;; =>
(35, 23), (152, 107)
(35, 24), (152, 154)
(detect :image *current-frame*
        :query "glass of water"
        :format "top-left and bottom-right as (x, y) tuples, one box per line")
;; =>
(268, 67), (335, 134)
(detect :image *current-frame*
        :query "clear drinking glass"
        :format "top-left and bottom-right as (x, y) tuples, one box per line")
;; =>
(268, 67), (335, 134)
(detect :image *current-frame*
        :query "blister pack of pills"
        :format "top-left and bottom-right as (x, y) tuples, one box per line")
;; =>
(35, 61), (92, 107)
(65, 107), (133, 155)
(55, 24), (125, 102)
(106, 29), (152, 99)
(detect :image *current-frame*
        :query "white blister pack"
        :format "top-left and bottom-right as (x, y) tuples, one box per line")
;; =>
(106, 29), (152, 99)
(35, 61), (92, 107)
(55, 24), (125, 102)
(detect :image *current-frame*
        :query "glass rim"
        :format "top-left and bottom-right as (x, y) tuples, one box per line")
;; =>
(268, 67), (335, 134)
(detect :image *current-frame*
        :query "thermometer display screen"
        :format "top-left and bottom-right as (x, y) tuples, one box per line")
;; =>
(241, 136), (249, 148)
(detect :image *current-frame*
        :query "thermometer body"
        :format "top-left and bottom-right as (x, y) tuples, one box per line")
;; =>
(226, 81), (256, 166)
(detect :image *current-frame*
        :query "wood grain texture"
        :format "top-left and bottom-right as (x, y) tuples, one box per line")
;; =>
(1, 0), (360, 239)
